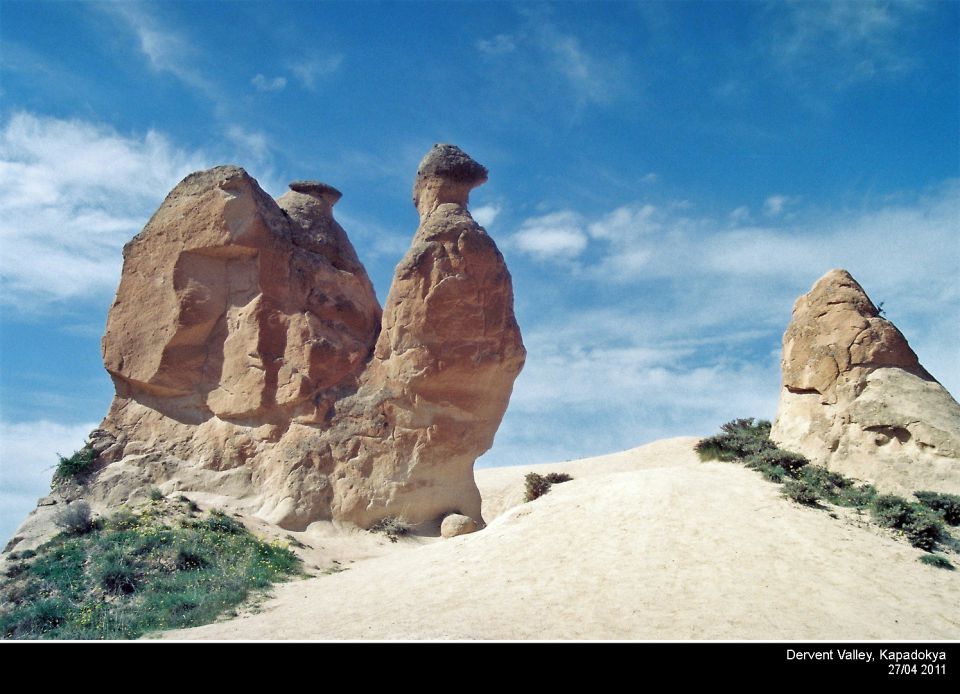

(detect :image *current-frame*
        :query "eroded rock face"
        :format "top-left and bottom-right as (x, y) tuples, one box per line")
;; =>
(63, 145), (523, 536)
(326, 145), (526, 527)
(771, 269), (960, 494)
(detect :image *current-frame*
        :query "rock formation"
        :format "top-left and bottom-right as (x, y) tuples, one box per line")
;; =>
(771, 269), (960, 494)
(20, 145), (524, 541)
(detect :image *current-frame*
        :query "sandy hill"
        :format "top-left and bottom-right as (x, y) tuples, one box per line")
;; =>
(158, 437), (960, 641)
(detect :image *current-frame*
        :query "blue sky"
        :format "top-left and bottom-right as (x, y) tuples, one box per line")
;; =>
(1, 0), (958, 541)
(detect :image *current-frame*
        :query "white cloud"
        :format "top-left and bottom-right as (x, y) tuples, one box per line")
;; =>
(535, 21), (623, 105)
(763, 194), (793, 217)
(289, 54), (344, 90)
(251, 74), (287, 92)
(473, 204), (501, 228)
(769, 0), (925, 87)
(476, 34), (517, 55)
(0, 112), (208, 308)
(225, 125), (271, 166)
(484, 180), (960, 468)
(729, 206), (751, 224)
(511, 211), (588, 260)
(588, 204), (659, 241)
(641, 172), (659, 184)
(0, 419), (97, 544)
(476, 12), (627, 107)
(105, 3), (217, 96)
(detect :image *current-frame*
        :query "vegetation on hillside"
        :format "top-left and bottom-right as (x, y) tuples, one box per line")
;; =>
(0, 498), (302, 639)
(696, 418), (958, 563)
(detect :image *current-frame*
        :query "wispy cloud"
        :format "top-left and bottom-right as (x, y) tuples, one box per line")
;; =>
(225, 125), (271, 165)
(507, 179), (960, 382)
(251, 74), (287, 92)
(510, 211), (588, 261)
(0, 112), (208, 309)
(763, 194), (795, 217)
(767, 0), (926, 87)
(729, 206), (751, 224)
(473, 204), (502, 228)
(476, 34), (516, 55)
(105, 2), (217, 96)
(475, 10), (629, 107)
(488, 179), (960, 466)
(289, 54), (343, 90)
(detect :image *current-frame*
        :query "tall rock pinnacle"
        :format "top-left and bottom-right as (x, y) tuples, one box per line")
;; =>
(7, 145), (525, 549)
(771, 269), (960, 494)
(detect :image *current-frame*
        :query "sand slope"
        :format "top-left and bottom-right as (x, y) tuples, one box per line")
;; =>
(161, 437), (960, 640)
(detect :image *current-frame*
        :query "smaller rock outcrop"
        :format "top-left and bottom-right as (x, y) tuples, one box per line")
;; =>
(440, 513), (479, 538)
(771, 269), (960, 494)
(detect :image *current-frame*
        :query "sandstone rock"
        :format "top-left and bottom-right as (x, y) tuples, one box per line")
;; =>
(440, 513), (479, 538)
(771, 269), (960, 494)
(324, 144), (526, 527)
(68, 145), (523, 533)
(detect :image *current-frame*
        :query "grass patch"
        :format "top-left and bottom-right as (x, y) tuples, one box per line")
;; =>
(53, 446), (97, 483)
(0, 502), (302, 640)
(919, 554), (954, 570)
(368, 517), (412, 543)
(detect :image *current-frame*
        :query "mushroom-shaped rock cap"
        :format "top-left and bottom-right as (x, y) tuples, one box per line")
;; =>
(288, 180), (342, 205)
(412, 144), (488, 215)
(415, 144), (488, 185)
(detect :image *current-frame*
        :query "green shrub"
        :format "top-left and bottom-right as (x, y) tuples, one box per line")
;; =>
(695, 418), (774, 462)
(53, 446), (97, 482)
(871, 495), (944, 551)
(53, 501), (97, 536)
(0, 599), (68, 638)
(914, 491), (960, 526)
(174, 546), (210, 571)
(743, 448), (809, 483)
(919, 554), (954, 570)
(148, 488), (164, 502)
(797, 466), (877, 508)
(369, 516), (412, 542)
(4, 562), (28, 579)
(106, 507), (138, 531)
(95, 551), (140, 595)
(201, 509), (244, 535)
(177, 496), (200, 513)
(544, 472), (573, 484)
(753, 448), (808, 474)
(782, 480), (819, 506)
(524, 473), (552, 501)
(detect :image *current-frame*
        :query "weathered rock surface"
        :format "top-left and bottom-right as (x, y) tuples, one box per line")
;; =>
(6, 145), (524, 551)
(771, 269), (960, 494)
